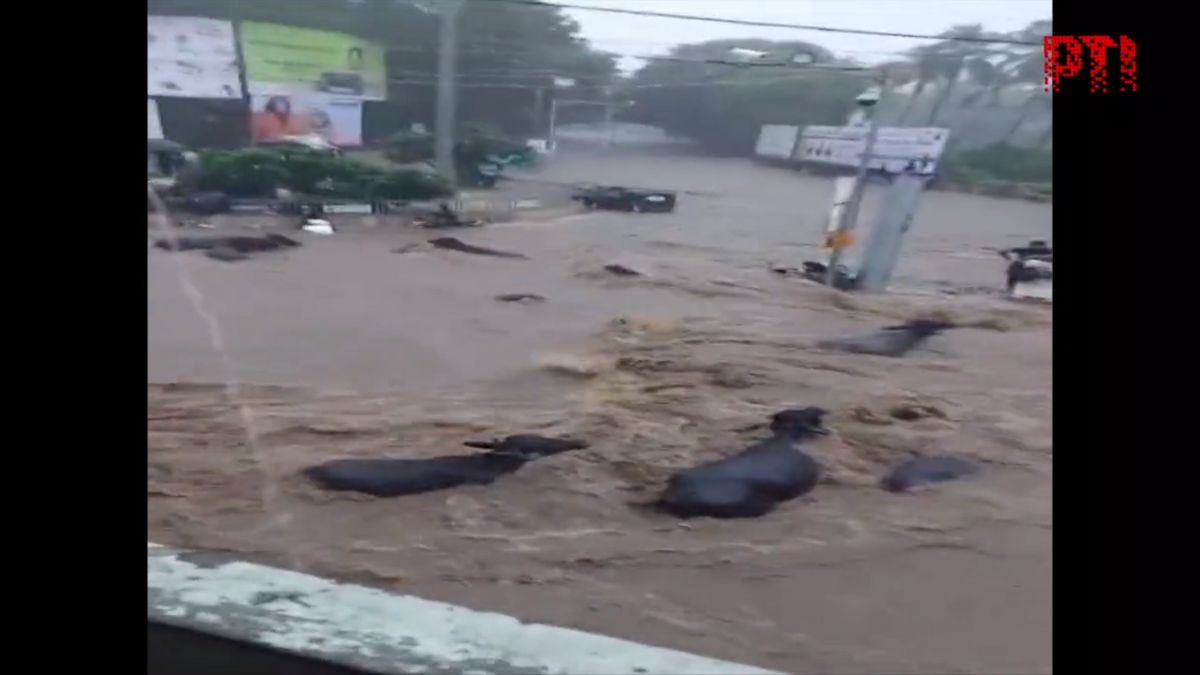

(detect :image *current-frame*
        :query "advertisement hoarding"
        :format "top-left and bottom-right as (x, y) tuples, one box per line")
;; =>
(754, 125), (800, 160)
(250, 93), (363, 147)
(240, 22), (387, 101)
(148, 16), (242, 99)
(796, 126), (951, 174)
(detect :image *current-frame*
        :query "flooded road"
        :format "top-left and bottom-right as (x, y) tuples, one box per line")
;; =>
(148, 150), (1051, 674)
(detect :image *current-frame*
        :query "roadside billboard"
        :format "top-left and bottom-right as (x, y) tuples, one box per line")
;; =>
(240, 22), (387, 101)
(148, 16), (242, 99)
(796, 126), (950, 174)
(754, 125), (800, 160)
(250, 93), (363, 147)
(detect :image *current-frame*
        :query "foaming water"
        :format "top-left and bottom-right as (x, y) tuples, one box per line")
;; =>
(147, 189), (290, 553)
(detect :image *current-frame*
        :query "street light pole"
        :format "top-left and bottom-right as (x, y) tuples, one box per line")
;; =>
(547, 97), (558, 151)
(434, 0), (464, 188)
(532, 86), (545, 139)
(824, 84), (883, 287)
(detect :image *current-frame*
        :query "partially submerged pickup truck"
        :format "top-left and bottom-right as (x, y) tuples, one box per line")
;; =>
(571, 185), (677, 213)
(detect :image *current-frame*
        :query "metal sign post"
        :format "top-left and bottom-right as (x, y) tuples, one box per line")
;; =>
(824, 108), (879, 286)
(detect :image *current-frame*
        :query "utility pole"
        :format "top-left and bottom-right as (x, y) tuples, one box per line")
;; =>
(547, 97), (559, 151)
(435, 0), (464, 188)
(602, 86), (616, 147)
(602, 101), (616, 146)
(824, 83), (883, 287)
(532, 86), (545, 140)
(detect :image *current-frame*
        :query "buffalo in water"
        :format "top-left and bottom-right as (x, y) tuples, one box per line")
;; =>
(303, 435), (588, 498)
(651, 408), (829, 519)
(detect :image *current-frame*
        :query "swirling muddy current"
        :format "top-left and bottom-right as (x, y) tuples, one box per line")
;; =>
(149, 155), (1051, 674)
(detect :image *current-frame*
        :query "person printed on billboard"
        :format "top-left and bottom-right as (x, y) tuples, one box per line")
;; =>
(251, 96), (313, 142)
(308, 108), (336, 143)
(347, 46), (365, 72)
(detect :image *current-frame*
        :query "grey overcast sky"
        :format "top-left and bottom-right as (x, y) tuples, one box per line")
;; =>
(548, 0), (1052, 72)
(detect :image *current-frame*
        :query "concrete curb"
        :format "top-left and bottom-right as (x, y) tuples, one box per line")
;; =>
(148, 543), (780, 675)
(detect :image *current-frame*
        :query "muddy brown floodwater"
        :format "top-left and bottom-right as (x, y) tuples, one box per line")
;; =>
(148, 151), (1052, 674)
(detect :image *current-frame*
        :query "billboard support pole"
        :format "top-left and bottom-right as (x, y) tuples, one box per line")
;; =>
(435, 0), (464, 189)
(230, 0), (249, 101)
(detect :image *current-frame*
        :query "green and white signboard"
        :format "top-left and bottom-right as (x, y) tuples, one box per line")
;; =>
(240, 21), (387, 101)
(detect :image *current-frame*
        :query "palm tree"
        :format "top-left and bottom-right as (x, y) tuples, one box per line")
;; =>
(1003, 90), (1050, 144)
(960, 57), (1005, 107)
(999, 20), (1053, 144)
(898, 55), (942, 124)
(921, 24), (1011, 125)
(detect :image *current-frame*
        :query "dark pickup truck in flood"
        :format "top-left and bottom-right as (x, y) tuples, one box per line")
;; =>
(571, 185), (677, 213)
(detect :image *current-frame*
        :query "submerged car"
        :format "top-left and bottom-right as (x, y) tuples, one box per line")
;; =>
(571, 185), (677, 213)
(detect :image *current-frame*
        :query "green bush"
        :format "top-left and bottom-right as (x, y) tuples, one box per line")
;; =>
(384, 129), (529, 168)
(385, 131), (436, 164)
(943, 143), (1053, 185)
(192, 147), (452, 201)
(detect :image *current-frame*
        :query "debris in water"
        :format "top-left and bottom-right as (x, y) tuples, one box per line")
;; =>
(880, 454), (981, 492)
(603, 263), (643, 277)
(889, 402), (947, 422)
(155, 233), (301, 253)
(301, 219), (335, 235)
(537, 352), (614, 378)
(495, 293), (546, 303)
(816, 319), (957, 358)
(428, 237), (527, 259)
(205, 246), (250, 263)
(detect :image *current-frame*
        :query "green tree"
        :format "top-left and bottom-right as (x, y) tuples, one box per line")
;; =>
(912, 24), (1011, 126)
(996, 20), (1053, 145)
(623, 39), (869, 154)
(897, 56), (943, 124)
(959, 19), (1049, 109)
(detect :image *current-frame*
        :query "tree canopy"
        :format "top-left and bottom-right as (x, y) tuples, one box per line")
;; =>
(619, 19), (1052, 154)
(621, 39), (868, 155)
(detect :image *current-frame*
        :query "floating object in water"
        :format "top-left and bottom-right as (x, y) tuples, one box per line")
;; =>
(816, 319), (956, 358)
(204, 246), (249, 262)
(301, 219), (335, 235)
(495, 293), (546, 303)
(427, 237), (527, 259)
(880, 454), (980, 492)
(800, 260), (859, 290)
(603, 263), (643, 277)
(155, 233), (301, 254)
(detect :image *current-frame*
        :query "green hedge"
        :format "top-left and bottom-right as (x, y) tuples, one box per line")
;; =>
(384, 130), (531, 168)
(191, 147), (453, 201)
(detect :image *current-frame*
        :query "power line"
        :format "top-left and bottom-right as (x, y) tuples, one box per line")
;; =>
(634, 54), (872, 71)
(486, 0), (1041, 47)
(387, 70), (869, 89)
